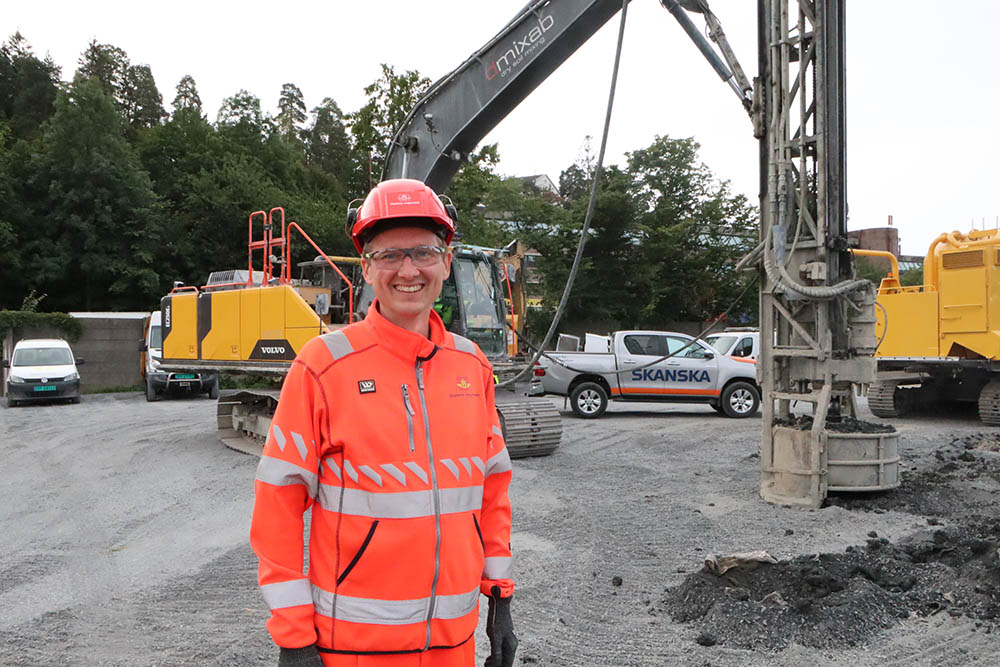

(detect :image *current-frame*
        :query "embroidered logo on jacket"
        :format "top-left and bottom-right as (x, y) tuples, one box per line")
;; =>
(358, 379), (376, 394)
(456, 377), (471, 390)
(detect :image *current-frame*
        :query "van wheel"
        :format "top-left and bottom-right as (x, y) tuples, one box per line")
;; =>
(721, 381), (759, 418)
(146, 377), (160, 402)
(570, 382), (608, 419)
(207, 378), (220, 400)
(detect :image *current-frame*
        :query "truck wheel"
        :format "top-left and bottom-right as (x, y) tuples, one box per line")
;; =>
(145, 377), (160, 402)
(207, 377), (221, 400)
(977, 380), (1000, 426)
(721, 381), (759, 418)
(570, 382), (608, 419)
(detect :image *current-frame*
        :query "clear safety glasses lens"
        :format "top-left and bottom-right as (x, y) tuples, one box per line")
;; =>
(365, 246), (446, 268)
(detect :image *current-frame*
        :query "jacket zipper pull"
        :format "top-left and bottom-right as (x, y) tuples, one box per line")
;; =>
(416, 363), (425, 390)
(401, 384), (416, 452)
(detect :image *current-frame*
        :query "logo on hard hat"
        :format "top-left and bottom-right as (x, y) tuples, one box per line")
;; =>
(398, 193), (412, 202)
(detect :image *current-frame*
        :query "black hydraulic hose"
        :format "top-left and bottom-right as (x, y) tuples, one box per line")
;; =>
(497, 0), (630, 388)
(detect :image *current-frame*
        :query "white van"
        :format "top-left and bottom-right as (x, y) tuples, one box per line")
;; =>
(140, 311), (219, 401)
(4, 338), (83, 407)
(704, 328), (759, 360)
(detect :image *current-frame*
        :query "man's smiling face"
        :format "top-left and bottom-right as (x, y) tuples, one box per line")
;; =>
(361, 225), (452, 333)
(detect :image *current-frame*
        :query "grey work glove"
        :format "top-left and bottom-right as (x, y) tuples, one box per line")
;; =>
(278, 645), (323, 667)
(484, 585), (518, 667)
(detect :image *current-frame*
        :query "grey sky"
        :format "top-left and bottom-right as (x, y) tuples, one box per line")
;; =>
(6, 1), (999, 255)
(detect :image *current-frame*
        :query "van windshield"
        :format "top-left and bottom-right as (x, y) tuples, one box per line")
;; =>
(12, 347), (73, 367)
(149, 325), (162, 349)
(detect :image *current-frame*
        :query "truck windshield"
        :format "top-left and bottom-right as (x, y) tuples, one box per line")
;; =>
(149, 325), (163, 349)
(706, 335), (738, 354)
(12, 347), (73, 366)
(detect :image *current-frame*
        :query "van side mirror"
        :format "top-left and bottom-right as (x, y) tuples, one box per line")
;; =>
(139, 341), (148, 352)
(76, 358), (85, 365)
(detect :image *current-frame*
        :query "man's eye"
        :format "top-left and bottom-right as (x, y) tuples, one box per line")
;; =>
(377, 251), (402, 263)
(412, 248), (434, 262)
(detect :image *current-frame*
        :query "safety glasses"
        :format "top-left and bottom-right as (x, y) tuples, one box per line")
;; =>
(363, 245), (448, 269)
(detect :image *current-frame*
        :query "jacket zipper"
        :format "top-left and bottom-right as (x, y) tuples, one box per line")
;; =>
(401, 384), (416, 452)
(416, 361), (442, 649)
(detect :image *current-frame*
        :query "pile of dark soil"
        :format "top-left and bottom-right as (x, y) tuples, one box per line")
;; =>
(661, 437), (1000, 651)
(660, 522), (1000, 650)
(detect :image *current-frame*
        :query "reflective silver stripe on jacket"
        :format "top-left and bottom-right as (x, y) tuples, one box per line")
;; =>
(256, 456), (318, 498)
(451, 334), (477, 356)
(312, 585), (479, 625)
(320, 330), (354, 360)
(483, 556), (513, 580)
(260, 578), (314, 610)
(315, 484), (483, 519)
(485, 449), (512, 477)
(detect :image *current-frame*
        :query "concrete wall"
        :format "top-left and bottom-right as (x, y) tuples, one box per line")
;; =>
(2, 313), (147, 394)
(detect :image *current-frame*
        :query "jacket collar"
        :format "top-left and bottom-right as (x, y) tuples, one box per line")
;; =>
(365, 300), (447, 362)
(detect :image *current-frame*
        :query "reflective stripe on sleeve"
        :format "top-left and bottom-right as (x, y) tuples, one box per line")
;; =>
(256, 455), (318, 498)
(316, 484), (483, 519)
(321, 330), (354, 360)
(483, 556), (513, 580)
(312, 585), (478, 625)
(260, 578), (314, 610)
(485, 449), (512, 477)
(451, 335), (477, 356)
(491, 425), (504, 438)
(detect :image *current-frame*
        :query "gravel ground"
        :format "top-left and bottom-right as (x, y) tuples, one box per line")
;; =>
(1, 391), (998, 665)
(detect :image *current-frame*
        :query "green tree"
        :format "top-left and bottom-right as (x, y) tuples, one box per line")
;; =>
(628, 135), (757, 325)
(172, 74), (202, 115)
(349, 64), (429, 188)
(25, 77), (165, 310)
(304, 96), (354, 190)
(0, 33), (60, 143)
(276, 83), (306, 143)
(123, 63), (165, 128)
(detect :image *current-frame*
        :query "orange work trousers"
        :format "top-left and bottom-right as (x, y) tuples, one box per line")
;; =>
(320, 640), (475, 667)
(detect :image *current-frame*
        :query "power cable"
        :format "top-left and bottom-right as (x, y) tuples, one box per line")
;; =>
(497, 0), (630, 388)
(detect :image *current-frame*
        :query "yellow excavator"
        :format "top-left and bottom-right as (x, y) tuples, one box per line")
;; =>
(159, 207), (561, 458)
(864, 229), (1000, 425)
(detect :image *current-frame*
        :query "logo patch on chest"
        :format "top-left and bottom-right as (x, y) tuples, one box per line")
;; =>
(456, 377), (471, 389)
(358, 379), (376, 394)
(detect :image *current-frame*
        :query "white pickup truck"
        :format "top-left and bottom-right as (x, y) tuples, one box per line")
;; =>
(528, 330), (760, 419)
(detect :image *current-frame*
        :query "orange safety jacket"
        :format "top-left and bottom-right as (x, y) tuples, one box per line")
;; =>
(250, 302), (515, 655)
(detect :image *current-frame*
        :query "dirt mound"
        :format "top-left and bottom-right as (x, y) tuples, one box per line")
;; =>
(661, 437), (1000, 652)
(660, 521), (1000, 651)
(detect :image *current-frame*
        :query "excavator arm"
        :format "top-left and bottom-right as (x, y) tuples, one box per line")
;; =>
(382, 0), (752, 191)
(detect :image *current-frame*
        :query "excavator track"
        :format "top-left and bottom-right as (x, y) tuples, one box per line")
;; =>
(496, 397), (562, 459)
(217, 390), (562, 459)
(867, 380), (903, 418)
(977, 380), (1000, 426)
(217, 389), (280, 456)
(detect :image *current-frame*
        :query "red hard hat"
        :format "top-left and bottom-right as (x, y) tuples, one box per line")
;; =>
(347, 179), (457, 254)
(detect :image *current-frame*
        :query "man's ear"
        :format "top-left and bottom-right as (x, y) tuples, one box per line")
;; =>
(361, 258), (374, 285)
(442, 249), (452, 279)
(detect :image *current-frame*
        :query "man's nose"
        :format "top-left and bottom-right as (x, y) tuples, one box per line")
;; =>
(396, 255), (420, 276)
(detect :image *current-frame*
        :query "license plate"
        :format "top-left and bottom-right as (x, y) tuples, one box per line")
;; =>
(178, 382), (191, 388)
(34, 385), (57, 392)
(175, 373), (196, 379)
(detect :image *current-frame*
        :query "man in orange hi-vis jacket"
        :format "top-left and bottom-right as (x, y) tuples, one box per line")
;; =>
(250, 179), (517, 667)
